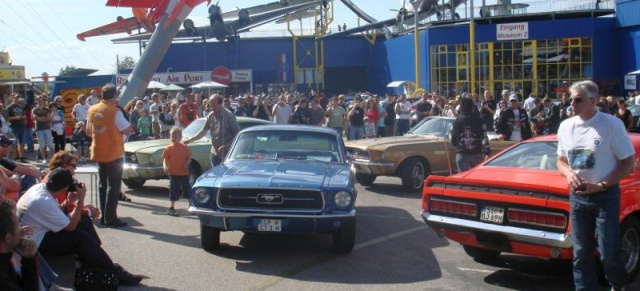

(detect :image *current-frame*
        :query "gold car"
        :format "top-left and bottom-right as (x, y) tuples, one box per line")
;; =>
(345, 116), (515, 192)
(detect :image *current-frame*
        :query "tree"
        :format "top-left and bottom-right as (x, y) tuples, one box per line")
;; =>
(59, 65), (77, 76)
(118, 56), (137, 70)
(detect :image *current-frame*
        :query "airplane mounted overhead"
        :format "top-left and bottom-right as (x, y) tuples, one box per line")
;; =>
(111, 0), (322, 43)
(322, 0), (467, 40)
(220, 0), (316, 20)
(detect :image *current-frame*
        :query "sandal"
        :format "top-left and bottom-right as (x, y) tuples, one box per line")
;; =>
(119, 192), (132, 202)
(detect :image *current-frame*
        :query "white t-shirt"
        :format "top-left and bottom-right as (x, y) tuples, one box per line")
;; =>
(87, 96), (100, 106)
(635, 95), (640, 106)
(523, 97), (536, 111)
(52, 107), (64, 135)
(396, 101), (411, 120)
(72, 103), (90, 121)
(510, 108), (522, 141)
(149, 102), (160, 123)
(273, 104), (293, 124)
(557, 112), (635, 184)
(16, 183), (70, 247)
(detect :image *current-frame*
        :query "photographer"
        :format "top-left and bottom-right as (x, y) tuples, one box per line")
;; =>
(252, 97), (272, 121)
(16, 168), (143, 286)
(0, 197), (38, 291)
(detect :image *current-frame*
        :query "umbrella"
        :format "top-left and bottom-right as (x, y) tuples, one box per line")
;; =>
(160, 83), (185, 92)
(629, 70), (640, 75)
(190, 81), (228, 89)
(191, 81), (228, 95)
(147, 80), (166, 89)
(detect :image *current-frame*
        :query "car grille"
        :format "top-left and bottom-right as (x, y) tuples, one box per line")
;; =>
(217, 188), (324, 211)
(124, 152), (138, 164)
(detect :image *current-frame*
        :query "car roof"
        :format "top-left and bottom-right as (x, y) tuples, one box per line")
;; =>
(241, 124), (340, 135)
(193, 116), (270, 123)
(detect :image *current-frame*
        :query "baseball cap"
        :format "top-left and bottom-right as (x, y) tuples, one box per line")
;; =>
(45, 168), (74, 192)
(0, 135), (12, 147)
(509, 94), (518, 101)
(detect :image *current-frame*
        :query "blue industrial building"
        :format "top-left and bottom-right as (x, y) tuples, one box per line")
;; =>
(141, 0), (640, 98)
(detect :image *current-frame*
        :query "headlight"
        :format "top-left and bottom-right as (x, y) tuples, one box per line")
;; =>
(149, 155), (156, 164)
(334, 191), (352, 208)
(193, 188), (211, 204)
(130, 154), (137, 162)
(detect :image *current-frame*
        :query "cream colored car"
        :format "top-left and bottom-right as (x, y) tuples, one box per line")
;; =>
(345, 117), (515, 192)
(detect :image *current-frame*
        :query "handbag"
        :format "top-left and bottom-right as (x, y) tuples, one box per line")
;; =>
(75, 267), (120, 291)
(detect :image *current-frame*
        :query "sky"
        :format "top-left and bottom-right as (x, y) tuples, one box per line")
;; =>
(0, 0), (599, 78)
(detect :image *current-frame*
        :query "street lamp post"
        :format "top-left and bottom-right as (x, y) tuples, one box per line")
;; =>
(411, 0), (423, 93)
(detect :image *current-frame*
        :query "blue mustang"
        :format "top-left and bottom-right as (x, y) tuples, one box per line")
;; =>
(189, 125), (357, 253)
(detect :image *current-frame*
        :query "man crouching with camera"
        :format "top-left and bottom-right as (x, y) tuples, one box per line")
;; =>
(16, 168), (143, 286)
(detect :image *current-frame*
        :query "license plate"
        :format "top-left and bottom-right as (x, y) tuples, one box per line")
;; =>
(122, 170), (129, 179)
(480, 206), (505, 224)
(257, 219), (281, 232)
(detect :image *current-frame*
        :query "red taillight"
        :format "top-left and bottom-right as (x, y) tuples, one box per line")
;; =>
(508, 208), (566, 229)
(429, 198), (477, 217)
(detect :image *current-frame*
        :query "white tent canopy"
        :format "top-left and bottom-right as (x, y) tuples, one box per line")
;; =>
(190, 81), (228, 89)
(147, 80), (166, 89)
(159, 83), (185, 91)
(629, 70), (640, 75)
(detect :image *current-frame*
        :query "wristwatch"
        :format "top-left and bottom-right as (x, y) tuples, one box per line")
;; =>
(598, 182), (607, 191)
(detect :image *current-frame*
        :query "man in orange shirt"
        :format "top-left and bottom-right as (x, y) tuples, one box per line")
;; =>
(162, 127), (192, 216)
(87, 84), (134, 227)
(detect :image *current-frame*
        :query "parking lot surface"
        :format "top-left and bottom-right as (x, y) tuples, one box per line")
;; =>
(54, 175), (640, 291)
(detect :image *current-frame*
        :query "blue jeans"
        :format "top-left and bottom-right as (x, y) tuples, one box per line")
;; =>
(348, 125), (364, 140)
(396, 119), (410, 136)
(570, 185), (627, 291)
(36, 129), (54, 150)
(455, 153), (484, 172)
(25, 127), (33, 150)
(210, 154), (222, 168)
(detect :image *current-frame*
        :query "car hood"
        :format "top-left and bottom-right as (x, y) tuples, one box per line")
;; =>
(454, 166), (569, 196)
(344, 135), (440, 151)
(124, 138), (208, 153)
(195, 159), (351, 189)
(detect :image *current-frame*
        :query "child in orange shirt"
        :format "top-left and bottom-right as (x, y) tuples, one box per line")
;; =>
(162, 128), (192, 216)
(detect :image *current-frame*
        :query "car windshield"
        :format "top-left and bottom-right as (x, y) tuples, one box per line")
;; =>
(485, 141), (558, 171)
(229, 131), (342, 163)
(181, 119), (212, 141)
(408, 117), (453, 139)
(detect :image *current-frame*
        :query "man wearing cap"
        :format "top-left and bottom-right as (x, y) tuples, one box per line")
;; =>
(16, 168), (143, 286)
(6, 94), (27, 162)
(496, 94), (532, 141)
(87, 83), (134, 227)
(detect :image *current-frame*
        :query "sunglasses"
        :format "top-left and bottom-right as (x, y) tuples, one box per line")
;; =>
(572, 97), (584, 104)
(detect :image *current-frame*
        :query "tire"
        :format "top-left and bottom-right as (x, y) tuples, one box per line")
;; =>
(620, 217), (640, 282)
(201, 224), (220, 251)
(188, 161), (202, 186)
(463, 245), (501, 262)
(355, 173), (376, 186)
(122, 178), (146, 189)
(400, 158), (430, 192)
(333, 217), (356, 253)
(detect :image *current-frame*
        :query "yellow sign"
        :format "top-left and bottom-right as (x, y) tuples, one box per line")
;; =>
(0, 52), (9, 65)
(0, 67), (25, 81)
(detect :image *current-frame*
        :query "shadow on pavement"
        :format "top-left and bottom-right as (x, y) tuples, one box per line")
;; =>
(208, 206), (445, 285)
(479, 255), (574, 290)
(361, 181), (423, 198)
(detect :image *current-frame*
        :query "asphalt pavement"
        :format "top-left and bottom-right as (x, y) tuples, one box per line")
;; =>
(44, 174), (640, 291)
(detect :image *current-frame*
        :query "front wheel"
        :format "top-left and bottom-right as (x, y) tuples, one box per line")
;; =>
(355, 173), (376, 186)
(463, 245), (501, 262)
(122, 178), (146, 189)
(620, 217), (640, 282)
(333, 217), (356, 253)
(400, 158), (430, 192)
(201, 224), (220, 251)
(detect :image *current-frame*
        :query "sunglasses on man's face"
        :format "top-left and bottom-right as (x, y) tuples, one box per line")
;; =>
(572, 97), (585, 104)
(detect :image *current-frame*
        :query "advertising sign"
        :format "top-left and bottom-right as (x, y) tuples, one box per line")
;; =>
(211, 66), (232, 85)
(625, 75), (637, 90)
(497, 22), (529, 41)
(116, 69), (252, 86)
(0, 67), (25, 81)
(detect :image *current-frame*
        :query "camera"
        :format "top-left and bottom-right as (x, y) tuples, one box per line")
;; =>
(68, 178), (82, 192)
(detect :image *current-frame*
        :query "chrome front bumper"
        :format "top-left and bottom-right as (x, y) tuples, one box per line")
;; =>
(122, 163), (165, 179)
(422, 212), (572, 249)
(352, 160), (396, 175)
(189, 206), (356, 219)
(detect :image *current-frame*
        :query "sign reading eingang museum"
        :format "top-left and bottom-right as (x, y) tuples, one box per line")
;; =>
(497, 22), (529, 41)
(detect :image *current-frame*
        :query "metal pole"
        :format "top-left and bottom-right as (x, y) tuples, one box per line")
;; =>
(470, 0), (476, 95)
(412, 0), (423, 92)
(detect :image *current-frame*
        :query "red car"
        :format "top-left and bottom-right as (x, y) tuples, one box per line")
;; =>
(422, 134), (640, 280)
